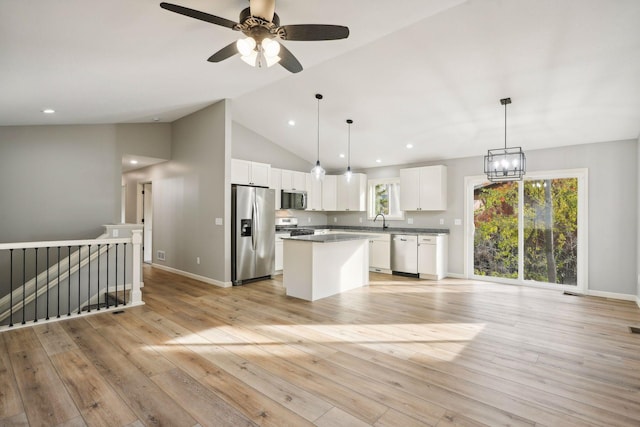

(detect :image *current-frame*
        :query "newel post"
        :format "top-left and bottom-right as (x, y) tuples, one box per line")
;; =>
(131, 229), (143, 304)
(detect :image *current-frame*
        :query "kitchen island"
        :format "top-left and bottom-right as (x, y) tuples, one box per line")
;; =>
(282, 233), (372, 301)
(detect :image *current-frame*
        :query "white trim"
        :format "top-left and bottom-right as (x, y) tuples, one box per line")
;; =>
(0, 237), (131, 251)
(587, 290), (638, 302)
(445, 272), (466, 279)
(152, 263), (232, 288)
(637, 296), (640, 308)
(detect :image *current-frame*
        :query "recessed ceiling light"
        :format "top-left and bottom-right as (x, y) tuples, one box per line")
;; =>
(130, 160), (139, 165)
(339, 153), (345, 158)
(42, 109), (55, 114)
(406, 143), (414, 149)
(288, 120), (295, 126)
(376, 159), (382, 163)
(153, 117), (160, 122)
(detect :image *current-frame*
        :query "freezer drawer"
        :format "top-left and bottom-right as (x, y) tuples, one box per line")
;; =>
(391, 234), (418, 274)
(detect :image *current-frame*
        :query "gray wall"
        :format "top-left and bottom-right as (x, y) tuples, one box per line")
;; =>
(122, 100), (231, 284)
(232, 122), (312, 171)
(333, 139), (638, 296)
(0, 125), (121, 242)
(638, 135), (640, 303)
(116, 123), (171, 160)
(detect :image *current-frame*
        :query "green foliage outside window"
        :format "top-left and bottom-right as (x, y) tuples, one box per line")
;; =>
(474, 178), (578, 285)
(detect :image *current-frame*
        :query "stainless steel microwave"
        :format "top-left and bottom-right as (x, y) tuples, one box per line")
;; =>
(281, 190), (307, 210)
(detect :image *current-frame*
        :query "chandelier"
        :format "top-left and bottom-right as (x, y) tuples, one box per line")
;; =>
(484, 97), (526, 182)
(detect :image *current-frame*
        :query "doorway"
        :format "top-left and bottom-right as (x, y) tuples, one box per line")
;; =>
(137, 182), (153, 264)
(464, 169), (588, 293)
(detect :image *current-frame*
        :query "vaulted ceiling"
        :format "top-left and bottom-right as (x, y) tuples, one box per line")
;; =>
(2, 0), (639, 170)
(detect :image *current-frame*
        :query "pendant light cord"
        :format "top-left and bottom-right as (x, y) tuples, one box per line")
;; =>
(316, 95), (321, 161)
(347, 119), (353, 168)
(504, 101), (507, 150)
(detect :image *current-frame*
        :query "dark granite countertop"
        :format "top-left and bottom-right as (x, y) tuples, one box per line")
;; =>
(305, 225), (449, 235)
(282, 233), (374, 243)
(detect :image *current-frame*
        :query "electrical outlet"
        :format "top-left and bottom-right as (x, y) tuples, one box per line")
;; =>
(359, 217), (363, 223)
(196, 257), (200, 265)
(407, 218), (413, 225)
(439, 218), (444, 225)
(454, 219), (462, 226)
(308, 217), (311, 223)
(157, 250), (166, 261)
(333, 217), (337, 223)
(112, 229), (119, 237)
(215, 218), (223, 225)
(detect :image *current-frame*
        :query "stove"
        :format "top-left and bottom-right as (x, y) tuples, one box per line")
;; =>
(275, 217), (315, 236)
(289, 228), (315, 236)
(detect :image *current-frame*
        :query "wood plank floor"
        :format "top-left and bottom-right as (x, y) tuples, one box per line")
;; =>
(2, 266), (640, 426)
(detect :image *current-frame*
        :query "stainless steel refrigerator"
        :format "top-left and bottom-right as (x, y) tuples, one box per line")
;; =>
(232, 185), (275, 285)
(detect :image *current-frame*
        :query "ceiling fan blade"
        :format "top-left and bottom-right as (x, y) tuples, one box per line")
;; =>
(280, 25), (350, 41)
(278, 44), (303, 73)
(160, 2), (238, 30)
(249, 0), (275, 22)
(207, 42), (239, 62)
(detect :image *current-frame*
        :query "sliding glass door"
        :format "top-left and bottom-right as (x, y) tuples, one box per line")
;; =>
(466, 170), (587, 292)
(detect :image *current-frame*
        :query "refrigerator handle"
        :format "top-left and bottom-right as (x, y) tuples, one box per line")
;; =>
(252, 200), (258, 250)
(302, 192), (307, 209)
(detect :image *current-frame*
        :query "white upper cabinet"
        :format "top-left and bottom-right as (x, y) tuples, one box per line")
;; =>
(281, 170), (307, 191)
(231, 159), (271, 187)
(270, 168), (282, 209)
(322, 175), (337, 211)
(337, 173), (367, 211)
(400, 165), (447, 211)
(305, 174), (322, 211)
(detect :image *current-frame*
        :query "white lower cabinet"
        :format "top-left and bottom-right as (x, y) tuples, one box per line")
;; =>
(418, 234), (448, 280)
(274, 233), (289, 273)
(369, 233), (391, 273)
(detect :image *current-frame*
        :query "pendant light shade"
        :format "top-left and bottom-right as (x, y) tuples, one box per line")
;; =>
(345, 119), (353, 182)
(484, 97), (526, 182)
(311, 94), (326, 180)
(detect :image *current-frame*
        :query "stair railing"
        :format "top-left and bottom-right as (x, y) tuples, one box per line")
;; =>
(0, 229), (143, 330)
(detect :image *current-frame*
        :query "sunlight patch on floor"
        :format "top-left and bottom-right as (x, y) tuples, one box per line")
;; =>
(152, 322), (485, 362)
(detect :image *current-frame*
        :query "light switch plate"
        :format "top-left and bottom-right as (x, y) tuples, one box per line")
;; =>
(439, 218), (444, 225)
(112, 229), (119, 237)
(454, 219), (462, 226)
(215, 218), (223, 225)
(407, 218), (413, 225)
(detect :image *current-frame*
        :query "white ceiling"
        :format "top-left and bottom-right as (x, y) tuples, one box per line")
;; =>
(2, 0), (639, 170)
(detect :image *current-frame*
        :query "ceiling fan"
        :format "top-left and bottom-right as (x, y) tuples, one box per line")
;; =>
(160, 0), (350, 73)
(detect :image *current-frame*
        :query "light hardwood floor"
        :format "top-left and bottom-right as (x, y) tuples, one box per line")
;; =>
(2, 266), (640, 426)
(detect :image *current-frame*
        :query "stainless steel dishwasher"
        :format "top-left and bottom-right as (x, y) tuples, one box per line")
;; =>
(391, 234), (418, 275)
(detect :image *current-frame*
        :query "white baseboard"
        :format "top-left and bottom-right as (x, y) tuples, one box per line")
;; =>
(152, 263), (232, 288)
(636, 296), (640, 309)
(587, 289), (638, 302)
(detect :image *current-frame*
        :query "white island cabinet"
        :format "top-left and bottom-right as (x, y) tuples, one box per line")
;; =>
(283, 234), (370, 301)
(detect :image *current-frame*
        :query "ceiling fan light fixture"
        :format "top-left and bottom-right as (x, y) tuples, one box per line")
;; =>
(240, 50), (258, 66)
(236, 37), (256, 56)
(262, 38), (280, 57)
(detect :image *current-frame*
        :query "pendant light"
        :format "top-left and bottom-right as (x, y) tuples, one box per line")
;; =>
(484, 97), (526, 182)
(344, 119), (353, 182)
(310, 93), (326, 181)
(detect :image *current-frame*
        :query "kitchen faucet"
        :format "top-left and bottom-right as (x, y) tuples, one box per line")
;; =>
(373, 213), (388, 229)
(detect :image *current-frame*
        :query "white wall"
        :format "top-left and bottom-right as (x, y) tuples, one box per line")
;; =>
(333, 139), (638, 296)
(122, 100), (232, 285)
